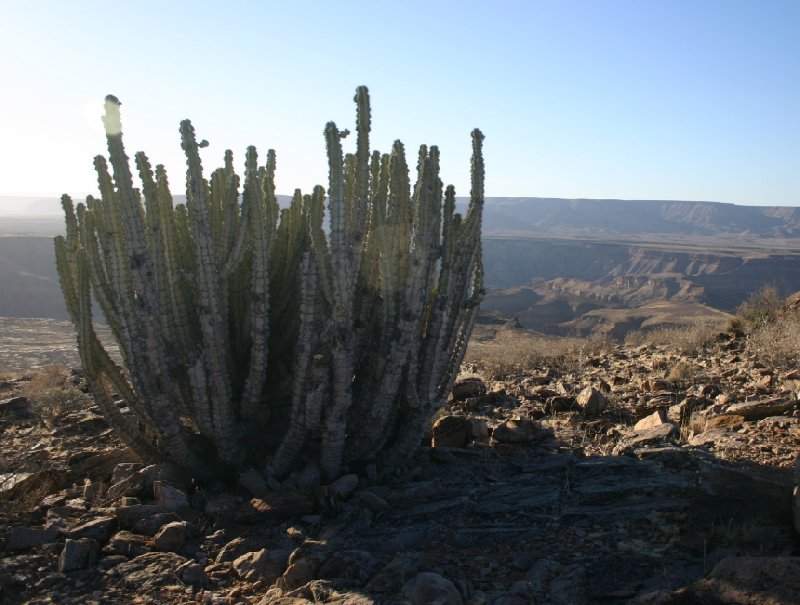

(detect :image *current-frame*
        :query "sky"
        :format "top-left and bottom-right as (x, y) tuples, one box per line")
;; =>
(1, 0), (799, 208)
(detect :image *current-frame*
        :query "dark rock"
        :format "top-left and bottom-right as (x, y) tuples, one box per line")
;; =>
(330, 474), (359, 499)
(178, 561), (208, 586)
(115, 504), (162, 528)
(613, 423), (676, 455)
(280, 549), (328, 590)
(432, 415), (471, 448)
(357, 490), (390, 512)
(545, 395), (577, 413)
(232, 548), (290, 583)
(216, 537), (259, 564)
(111, 462), (144, 485)
(105, 472), (146, 502)
(58, 538), (99, 572)
(688, 556), (800, 605)
(109, 552), (187, 590)
(7, 526), (61, 550)
(237, 491), (313, 523)
(105, 530), (153, 557)
(452, 378), (486, 401)
(68, 516), (117, 543)
(152, 481), (189, 512)
(131, 511), (181, 536)
(403, 571), (464, 605)
(365, 553), (423, 593)
(492, 418), (550, 443)
(318, 550), (379, 586)
(153, 521), (186, 552)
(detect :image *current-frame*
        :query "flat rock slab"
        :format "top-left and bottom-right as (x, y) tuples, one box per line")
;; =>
(473, 484), (561, 515)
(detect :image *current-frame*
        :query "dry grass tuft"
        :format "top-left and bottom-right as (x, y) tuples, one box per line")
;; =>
(20, 365), (89, 425)
(625, 321), (723, 356)
(748, 312), (800, 368)
(465, 328), (613, 380)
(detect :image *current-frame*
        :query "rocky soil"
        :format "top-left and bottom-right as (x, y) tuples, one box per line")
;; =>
(1, 331), (799, 605)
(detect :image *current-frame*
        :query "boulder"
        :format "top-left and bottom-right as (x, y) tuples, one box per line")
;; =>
(633, 410), (668, 432)
(492, 418), (549, 444)
(576, 386), (608, 415)
(452, 378), (486, 401)
(8, 526), (61, 550)
(59, 538), (99, 572)
(432, 415), (471, 448)
(726, 398), (794, 420)
(68, 516), (117, 543)
(152, 481), (189, 512)
(232, 548), (290, 583)
(153, 521), (186, 552)
(403, 571), (464, 605)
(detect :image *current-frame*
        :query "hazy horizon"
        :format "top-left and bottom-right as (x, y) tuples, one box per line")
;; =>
(2, 193), (798, 219)
(2, 1), (799, 206)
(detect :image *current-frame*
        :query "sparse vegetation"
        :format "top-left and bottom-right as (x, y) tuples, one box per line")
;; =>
(465, 327), (613, 380)
(736, 284), (784, 332)
(624, 321), (724, 355)
(55, 90), (485, 481)
(19, 365), (89, 425)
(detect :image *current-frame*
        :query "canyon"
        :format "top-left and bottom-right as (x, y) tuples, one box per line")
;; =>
(1, 196), (799, 338)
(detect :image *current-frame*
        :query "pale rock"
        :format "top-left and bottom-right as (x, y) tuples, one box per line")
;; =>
(105, 472), (146, 502)
(576, 386), (608, 415)
(633, 410), (667, 432)
(232, 548), (290, 583)
(703, 414), (745, 432)
(726, 398), (794, 420)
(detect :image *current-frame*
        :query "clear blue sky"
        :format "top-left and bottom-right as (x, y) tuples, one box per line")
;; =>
(1, 0), (799, 206)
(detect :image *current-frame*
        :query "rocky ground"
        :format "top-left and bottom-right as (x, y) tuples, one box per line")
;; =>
(1, 329), (799, 605)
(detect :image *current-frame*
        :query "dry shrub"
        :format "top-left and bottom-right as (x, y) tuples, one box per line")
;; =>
(737, 285), (784, 332)
(465, 331), (613, 379)
(625, 321), (723, 356)
(748, 312), (800, 368)
(666, 361), (701, 387)
(20, 365), (89, 425)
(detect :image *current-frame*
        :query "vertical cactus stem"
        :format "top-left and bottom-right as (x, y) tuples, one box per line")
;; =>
(268, 253), (318, 476)
(240, 145), (270, 420)
(180, 118), (243, 465)
(324, 121), (349, 318)
(61, 195), (79, 246)
(350, 86), (371, 277)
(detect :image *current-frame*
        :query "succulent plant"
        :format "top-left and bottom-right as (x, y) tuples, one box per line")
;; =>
(55, 87), (484, 482)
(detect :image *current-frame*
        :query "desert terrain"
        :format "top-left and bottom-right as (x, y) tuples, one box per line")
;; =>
(0, 199), (799, 604)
